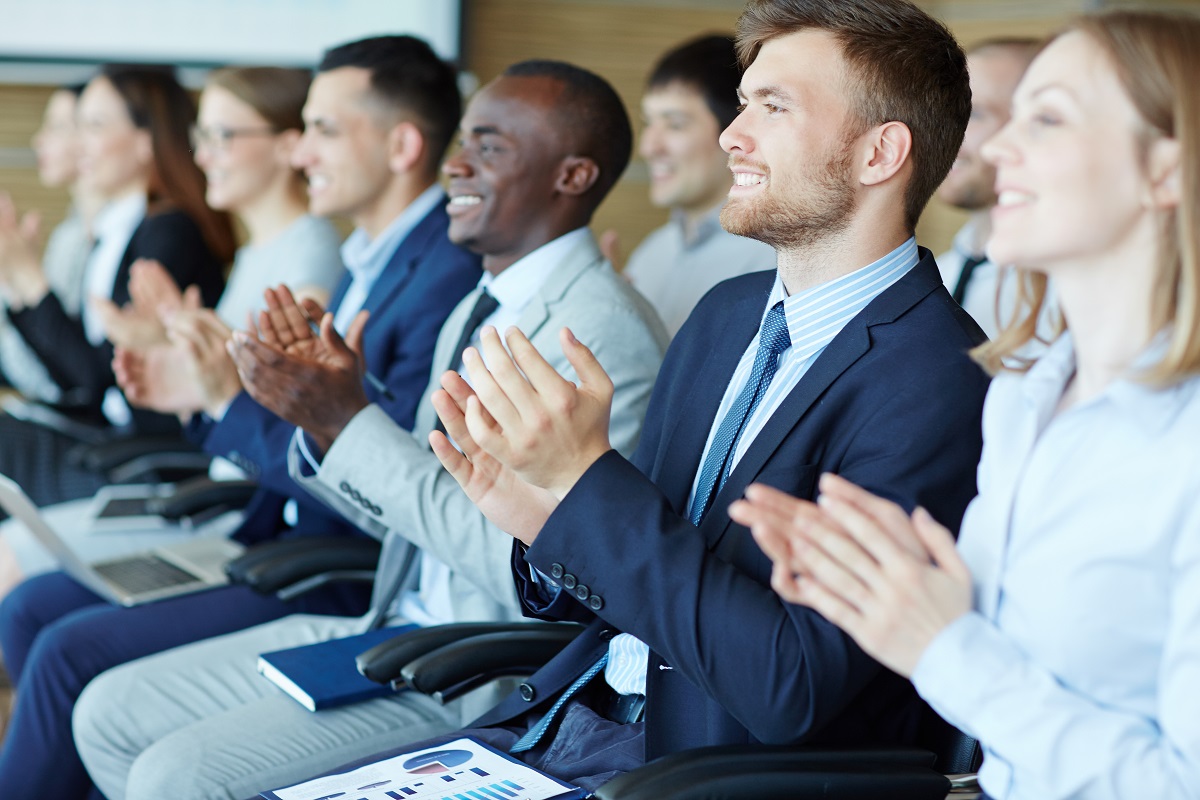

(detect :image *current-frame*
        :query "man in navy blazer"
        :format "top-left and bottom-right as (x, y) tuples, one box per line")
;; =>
(0, 36), (478, 800)
(281, 0), (989, 793)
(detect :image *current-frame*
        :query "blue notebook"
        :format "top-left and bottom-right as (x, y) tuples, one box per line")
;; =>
(257, 624), (418, 712)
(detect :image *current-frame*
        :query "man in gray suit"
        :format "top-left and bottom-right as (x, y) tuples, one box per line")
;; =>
(73, 61), (668, 800)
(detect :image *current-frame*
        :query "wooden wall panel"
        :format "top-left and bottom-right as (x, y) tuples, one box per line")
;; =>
(0, 85), (71, 253)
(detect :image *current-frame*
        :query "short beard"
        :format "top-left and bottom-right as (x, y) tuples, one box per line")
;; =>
(720, 143), (857, 251)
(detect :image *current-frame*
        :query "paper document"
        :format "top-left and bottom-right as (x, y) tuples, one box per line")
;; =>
(260, 736), (585, 800)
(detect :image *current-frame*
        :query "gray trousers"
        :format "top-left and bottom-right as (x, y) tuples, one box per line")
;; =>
(73, 614), (468, 800)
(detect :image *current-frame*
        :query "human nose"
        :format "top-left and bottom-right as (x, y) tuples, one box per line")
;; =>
(290, 131), (314, 169)
(442, 147), (472, 179)
(980, 119), (1017, 168)
(718, 113), (750, 156)
(639, 121), (664, 161)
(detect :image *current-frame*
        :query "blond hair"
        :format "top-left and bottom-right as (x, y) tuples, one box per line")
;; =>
(974, 10), (1200, 383)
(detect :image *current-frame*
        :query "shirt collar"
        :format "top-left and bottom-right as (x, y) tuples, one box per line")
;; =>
(671, 201), (725, 250)
(93, 193), (146, 242)
(1024, 329), (1189, 435)
(339, 184), (445, 281)
(480, 227), (591, 312)
(763, 237), (919, 363)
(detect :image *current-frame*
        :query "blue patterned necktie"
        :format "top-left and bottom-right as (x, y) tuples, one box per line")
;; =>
(510, 653), (610, 753)
(690, 302), (791, 526)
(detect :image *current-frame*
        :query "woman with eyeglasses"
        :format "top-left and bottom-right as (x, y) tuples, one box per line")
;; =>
(0, 65), (233, 510)
(0, 68), (343, 593)
(734, 10), (1200, 800)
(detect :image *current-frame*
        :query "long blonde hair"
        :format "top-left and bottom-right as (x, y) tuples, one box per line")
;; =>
(973, 10), (1200, 384)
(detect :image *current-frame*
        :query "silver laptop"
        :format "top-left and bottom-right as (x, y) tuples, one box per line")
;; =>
(0, 474), (244, 606)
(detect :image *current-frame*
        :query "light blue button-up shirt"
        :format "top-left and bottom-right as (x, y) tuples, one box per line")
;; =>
(605, 238), (920, 696)
(912, 333), (1200, 800)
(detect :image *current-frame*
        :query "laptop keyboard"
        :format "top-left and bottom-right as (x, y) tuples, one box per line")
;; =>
(93, 555), (201, 595)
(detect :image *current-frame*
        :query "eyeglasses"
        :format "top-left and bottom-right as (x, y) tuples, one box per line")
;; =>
(189, 124), (278, 152)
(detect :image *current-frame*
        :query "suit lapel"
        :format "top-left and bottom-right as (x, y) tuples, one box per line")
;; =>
(699, 253), (945, 549)
(513, 234), (604, 342)
(653, 286), (767, 515)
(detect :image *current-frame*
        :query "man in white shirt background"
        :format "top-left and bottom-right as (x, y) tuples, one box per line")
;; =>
(618, 34), (775, 336)
(936, 37), (1038, 339)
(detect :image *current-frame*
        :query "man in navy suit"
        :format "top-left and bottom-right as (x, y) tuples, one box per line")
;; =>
(272, 0), (990, 793)
(0, 36), (479, 800)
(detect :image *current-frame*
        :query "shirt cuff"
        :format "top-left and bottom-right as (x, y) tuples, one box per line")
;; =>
(292, 427), (325, 477)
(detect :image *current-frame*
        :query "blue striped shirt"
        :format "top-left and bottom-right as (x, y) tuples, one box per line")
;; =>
(604, 237), (920, 697)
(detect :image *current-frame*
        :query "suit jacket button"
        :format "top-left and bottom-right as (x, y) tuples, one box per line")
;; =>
(549, 563), (565, 580)
(588, 595), (604, 612)
(574, 585), (589, 601)
(340, 481), (351, 493)
(518, 682), (536, 702)
(562, 574), (577, 590)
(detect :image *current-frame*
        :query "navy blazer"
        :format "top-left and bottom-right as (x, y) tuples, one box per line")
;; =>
(197, 201), (482, 543)
(475, 250), (990, 762)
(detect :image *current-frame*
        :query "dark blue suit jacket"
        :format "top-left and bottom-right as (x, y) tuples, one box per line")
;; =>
(475, 250), (990, 762)
(195, 201), (482, 544)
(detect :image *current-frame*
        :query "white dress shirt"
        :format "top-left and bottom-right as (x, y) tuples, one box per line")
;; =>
(937, 218), (1018, 340)
(605, 238), (920, 696)
(81, 193), (147, 427)
(912, 333), (1200, 800)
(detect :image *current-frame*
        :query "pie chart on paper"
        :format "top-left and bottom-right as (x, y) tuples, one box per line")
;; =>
(402, 749), (474, 774)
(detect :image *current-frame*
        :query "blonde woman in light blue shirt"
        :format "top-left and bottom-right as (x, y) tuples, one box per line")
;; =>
(732, 11), (1200, 800)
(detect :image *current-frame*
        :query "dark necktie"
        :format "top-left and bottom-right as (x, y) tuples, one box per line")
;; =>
(951, 254), (987, 306)
(432, 290), (500, 435)
(690, 302), (791, 526)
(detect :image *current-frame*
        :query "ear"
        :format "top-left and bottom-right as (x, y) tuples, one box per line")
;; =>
(386, 120), (427, 176)
(273, 128), (302, 168)
(858, 120), (912, 188)
(554, 155), (601, 197)
(1145, 136), (1181, 210)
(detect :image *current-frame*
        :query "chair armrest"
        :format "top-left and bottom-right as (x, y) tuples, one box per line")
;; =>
(594, 745), (950, 800)
(355, 622), (583, 693)
(67, 434), (206, 474)
(224, 536), (382, 595)
(398, 624), (585, 703)
(144, 476), (258, 521)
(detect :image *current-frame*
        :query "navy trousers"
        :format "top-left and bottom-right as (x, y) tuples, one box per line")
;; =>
(0, 571), (367, 799)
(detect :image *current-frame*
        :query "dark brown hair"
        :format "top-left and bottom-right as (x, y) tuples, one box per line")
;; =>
(735, 0), (971, 232)
(101, 65), (236, 263)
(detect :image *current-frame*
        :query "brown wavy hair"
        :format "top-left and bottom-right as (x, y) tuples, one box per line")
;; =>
(101, 65), (236, 263)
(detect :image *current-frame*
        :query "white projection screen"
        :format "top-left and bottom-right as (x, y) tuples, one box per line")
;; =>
(0, 0), (461, 66)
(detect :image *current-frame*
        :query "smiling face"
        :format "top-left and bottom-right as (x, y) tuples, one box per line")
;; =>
(442, 74), (571, 271)
(982, 32), (1159, 272)
(639, 82), (730, 214)
(76, 76), (152, 199)
(938, 48), (1029, 212)
(290, 67), (395, 229)
(32, 90), (81, 189)
(194, 85), (293, 213)
(718, 30), (859, 251)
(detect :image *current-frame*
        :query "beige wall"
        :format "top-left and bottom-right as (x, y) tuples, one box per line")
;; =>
(2, 0), (1195, 260)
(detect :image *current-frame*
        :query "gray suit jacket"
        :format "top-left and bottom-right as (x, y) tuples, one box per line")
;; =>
(290, 232), (669, 627)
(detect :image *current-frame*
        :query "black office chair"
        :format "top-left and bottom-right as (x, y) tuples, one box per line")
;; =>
(223, 535), (384, 601)
(357, 622), (982, 800)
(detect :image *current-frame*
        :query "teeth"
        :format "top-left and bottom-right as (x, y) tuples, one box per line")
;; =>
(307, 175), (328, 190)
(450, 195), (482, 206)
(648, 163), (672, 179)
(997, 190), (1031, 207)
(733, 172), (765, 187)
